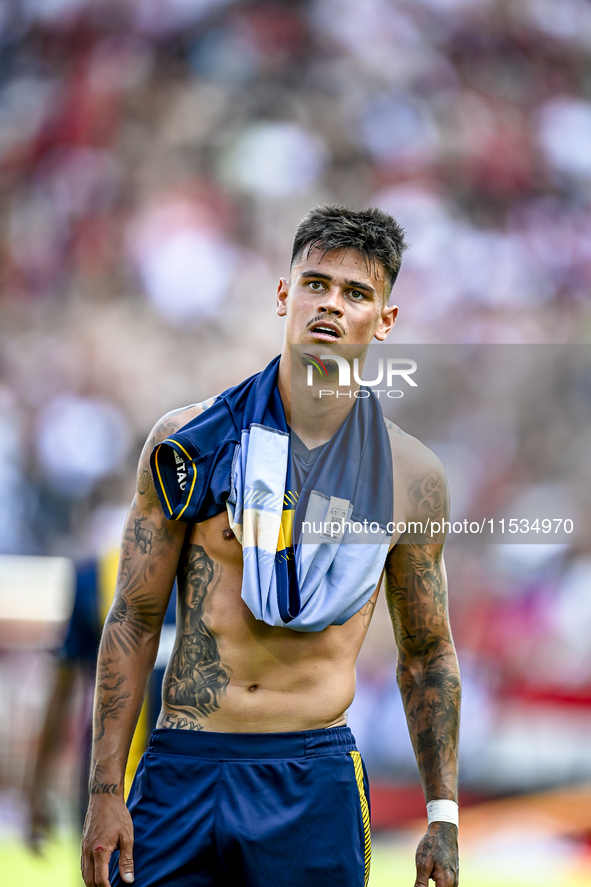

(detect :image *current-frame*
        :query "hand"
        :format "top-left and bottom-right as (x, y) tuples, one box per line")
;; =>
(414, 821), (458, 887)
(81, 794), (135, 887)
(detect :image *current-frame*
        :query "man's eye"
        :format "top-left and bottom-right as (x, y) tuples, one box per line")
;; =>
(308, 281), (323, 290)
(350, 290), (365, 300)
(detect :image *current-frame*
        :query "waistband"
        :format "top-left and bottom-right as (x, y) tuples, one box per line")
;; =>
(147, 725), (357, 759)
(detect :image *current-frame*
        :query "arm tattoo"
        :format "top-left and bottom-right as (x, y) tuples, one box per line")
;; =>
(133, 518), (153, 554)
(95, 515), (172, 731)
(103, 592), (160, 656)
(137, 409), (198, 498)
(163, 544), (230, 719)
(93, 657), (131, 742)
(91, 409), (194, 757)
(137, 435), (156, 496)
(101, 517), (172, 657)
(385, 540), (460, 799)
(408, 473), (446, 518)
(405, 472), (449, 544)
(90, 783), (118, 795)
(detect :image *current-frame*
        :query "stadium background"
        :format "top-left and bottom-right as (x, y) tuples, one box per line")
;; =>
(1, 0), (591, 884)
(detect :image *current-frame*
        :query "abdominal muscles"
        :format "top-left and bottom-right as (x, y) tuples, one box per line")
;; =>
(157, 533), (372, 733)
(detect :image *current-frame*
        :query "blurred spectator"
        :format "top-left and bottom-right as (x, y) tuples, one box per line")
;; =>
(35, 394), (132, 498)
(127, 192), (238, 324)
(221, 122), (328, 197)
(537, 97), (591, 181)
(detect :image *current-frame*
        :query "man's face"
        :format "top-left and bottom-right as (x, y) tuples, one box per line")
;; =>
(276, 246), (398, 347)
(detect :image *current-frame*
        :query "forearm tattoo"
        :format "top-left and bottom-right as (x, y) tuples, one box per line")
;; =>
(88, 760), (120, 796)
(163, 544), (230, 720)
(93, 656), (131, 742)
(386, 468), (460, 798)
(90, 782), (118, 795)
(94, 512), (174, 739)
(386, 543), (460, 798)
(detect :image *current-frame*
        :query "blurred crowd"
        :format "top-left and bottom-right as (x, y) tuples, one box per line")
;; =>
(0, 0), (591, 798)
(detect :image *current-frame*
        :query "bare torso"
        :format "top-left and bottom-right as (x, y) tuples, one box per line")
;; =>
(154, 409), (420, 734)
(156, 510), (380, 733)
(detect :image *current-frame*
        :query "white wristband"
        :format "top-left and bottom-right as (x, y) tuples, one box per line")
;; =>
(427, 800), (459, 827)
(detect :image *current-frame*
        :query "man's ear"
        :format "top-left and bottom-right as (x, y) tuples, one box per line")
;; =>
(374, 304), (398, 342)
(276, 277), (289, 317)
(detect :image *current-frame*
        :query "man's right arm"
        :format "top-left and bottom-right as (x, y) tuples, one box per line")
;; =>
(81, 408), (197, 887)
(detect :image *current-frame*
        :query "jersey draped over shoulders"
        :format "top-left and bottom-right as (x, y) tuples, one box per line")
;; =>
(150, 356), (394, 633)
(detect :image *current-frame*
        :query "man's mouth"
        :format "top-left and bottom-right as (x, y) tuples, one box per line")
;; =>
(309, 322), (341, 340)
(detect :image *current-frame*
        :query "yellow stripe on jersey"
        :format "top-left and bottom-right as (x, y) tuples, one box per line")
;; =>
(350, 750), (371, 886)
(98, 548), (150, 801)
(176, 463), (197, 521)
(276, 509), (295, 552)
(157, 438), (197, 521)
(283, 490), (298, 508)
(162, 438), (192, 461)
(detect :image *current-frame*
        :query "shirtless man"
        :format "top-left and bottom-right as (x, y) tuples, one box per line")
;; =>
(81, 206), (460, 887)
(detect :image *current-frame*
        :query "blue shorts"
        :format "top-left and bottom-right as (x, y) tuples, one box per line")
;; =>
(109, 726), (371, 887)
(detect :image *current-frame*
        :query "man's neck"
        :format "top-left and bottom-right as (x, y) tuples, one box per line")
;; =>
(277, 349), (361, 450)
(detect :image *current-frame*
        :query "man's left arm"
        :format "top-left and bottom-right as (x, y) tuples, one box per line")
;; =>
(384, 460), (461, 887)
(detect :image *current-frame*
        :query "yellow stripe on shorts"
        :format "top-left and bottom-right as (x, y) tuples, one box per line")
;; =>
(350, 750), (371, 886)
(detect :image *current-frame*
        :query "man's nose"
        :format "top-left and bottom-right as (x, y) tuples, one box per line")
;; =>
(317, 287), (344, 316)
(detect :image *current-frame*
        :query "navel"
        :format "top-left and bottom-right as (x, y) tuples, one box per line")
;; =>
(248, 684), (258, 692)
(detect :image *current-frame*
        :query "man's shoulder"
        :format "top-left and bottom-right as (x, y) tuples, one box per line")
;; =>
(150, 397), (218, 446)
(383, 418), (448, 543)
(383, 416), (445, 485)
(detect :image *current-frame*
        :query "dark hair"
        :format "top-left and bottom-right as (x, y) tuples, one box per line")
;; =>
(291, 205), (407, 293)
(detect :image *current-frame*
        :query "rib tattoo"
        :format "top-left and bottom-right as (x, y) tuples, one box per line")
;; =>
(163, 544), (230, 719)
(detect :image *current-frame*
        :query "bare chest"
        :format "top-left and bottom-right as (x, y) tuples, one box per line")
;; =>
(177, 511), (378, 669)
